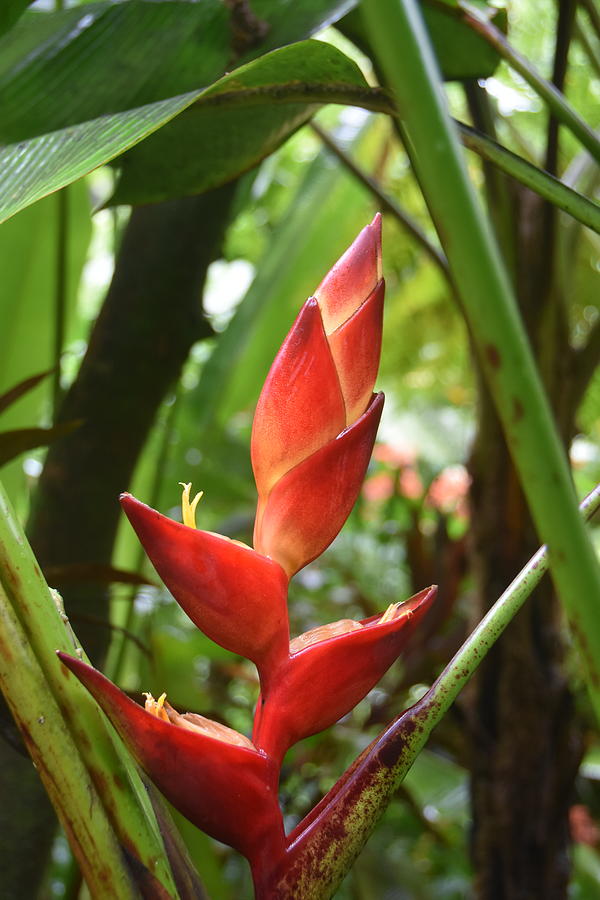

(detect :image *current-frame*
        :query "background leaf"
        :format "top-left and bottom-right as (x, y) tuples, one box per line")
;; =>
(339, 0), (505, 82)
(0, 0), (357, 142)
(110, 40), (373, 206)
(0, 92), (205, 223)
(0, 185), (91, 506)
(0, 0), (31, 39)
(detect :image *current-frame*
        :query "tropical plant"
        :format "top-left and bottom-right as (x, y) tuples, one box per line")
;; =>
(0, 0), (599, 898)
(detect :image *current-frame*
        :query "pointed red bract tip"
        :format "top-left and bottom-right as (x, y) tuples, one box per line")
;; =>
(328, 280), (385, 425)
(314, 213), (382, 335)
(58, 652), (285, 864)
(120, 494), (290, 678)
(253, 585), (436, 763)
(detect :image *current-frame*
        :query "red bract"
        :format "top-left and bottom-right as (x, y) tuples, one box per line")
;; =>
(253, 586), (436, 763)
(120, 493), (289, 679)
(252, 214), (385, 576)
(58, 653), (285, 868)
(58, 215), (438, 898)
(255, 392), (384, 577)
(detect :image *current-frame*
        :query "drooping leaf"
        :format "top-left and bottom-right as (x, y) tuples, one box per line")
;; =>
(0, 420), (81, 467)
(0, 5), (368, 222)
(0, 92), (200, 223)
(109, 40), (376, 207)
(42, 564), (157, 588)
(0, 369), (52, 416)
(0, 2), (231, 142)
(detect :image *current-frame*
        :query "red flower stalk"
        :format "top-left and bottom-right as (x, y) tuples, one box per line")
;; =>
(59, 215), (437, 896)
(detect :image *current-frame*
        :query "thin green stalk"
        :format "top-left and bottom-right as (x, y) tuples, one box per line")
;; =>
(575, 14), (600, 80)
(580, 0), (600, 42)
(453, 0), (600, 163)
(53, 188), (68, 421)
(0, 583), (136, 900)
(279, 485), (600, 899)
(362, 0), (600, 719)
(424, 482), (600, 718)
(108, 391), (181, 682)
(310, 122), (450, 278)
(456, 120), (600, 234)
(0, 480), (179, 897)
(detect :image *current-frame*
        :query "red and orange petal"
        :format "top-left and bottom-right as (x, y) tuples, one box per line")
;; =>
(314, 213), (382, 335)
(120, 494), (289, 675)
(58, 653), (285, 863)
(252, 586), (436, 762)
(253, 392), (384, 577)
(251, 298), (346, 499)
(327, 280), (384, 425)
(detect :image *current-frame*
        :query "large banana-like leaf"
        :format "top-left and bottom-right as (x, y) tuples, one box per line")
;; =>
(0, 0), (356, 141)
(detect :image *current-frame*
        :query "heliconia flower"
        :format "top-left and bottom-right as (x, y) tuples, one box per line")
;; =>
(120, 492), (290, 680)
(254, 392), (384, 578)
(252, 214), (385, 577)
(57, 653), (285, 867)
(252, 586), (436, 764)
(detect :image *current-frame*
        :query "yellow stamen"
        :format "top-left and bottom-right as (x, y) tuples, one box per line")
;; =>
(143, 691), (170, 721)
(143, 690), (254, 748)
(179, 482), (203, 529)
(379, 601), (413, 625)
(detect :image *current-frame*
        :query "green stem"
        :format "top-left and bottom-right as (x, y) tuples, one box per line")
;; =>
(310, 121), (450, 277)
(0, 582), (136, 900)
(575, 14), (600, 80)
(425, 482), (600, 716)
(580, 0), (600, 42)
(53, 188), (68, 421)
(453, 0), (600, 163)
(0, 480), (179, 897)
(277, 485), (600, 899)
(456, 120), (600, 234)
(362, 0), (600, 719)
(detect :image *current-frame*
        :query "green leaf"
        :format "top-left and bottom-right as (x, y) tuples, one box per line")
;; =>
(0, 92), (200, 223)
(0, 0), (357, 143)
(0, 186), (90, 507)
(0, 2), (231, 142)
(421, 0), (507, 80)
(0, 1), (360, 222)
(339, 0), (505, 82)
(109, 40), (374, 207)
(0, 0), (31, 38)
